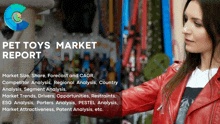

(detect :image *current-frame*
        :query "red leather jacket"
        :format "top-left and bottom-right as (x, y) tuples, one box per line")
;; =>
(56, 61), (220, 124)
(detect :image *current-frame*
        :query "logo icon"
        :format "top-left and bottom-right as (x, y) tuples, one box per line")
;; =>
(4, 4), (29, 31)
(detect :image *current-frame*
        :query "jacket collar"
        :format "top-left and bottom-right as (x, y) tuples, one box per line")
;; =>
(172, 60), (220, 81)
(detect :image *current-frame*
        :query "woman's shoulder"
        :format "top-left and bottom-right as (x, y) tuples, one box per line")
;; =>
(166, 60), (183, 73)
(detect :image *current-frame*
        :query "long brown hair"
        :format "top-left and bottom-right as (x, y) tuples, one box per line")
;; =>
(162, 0), (220, 108)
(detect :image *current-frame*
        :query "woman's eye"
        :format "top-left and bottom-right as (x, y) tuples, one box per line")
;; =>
(194, 22), (202, 27)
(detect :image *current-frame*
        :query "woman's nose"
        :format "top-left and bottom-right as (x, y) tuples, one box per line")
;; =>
(182, 22), (192, 34)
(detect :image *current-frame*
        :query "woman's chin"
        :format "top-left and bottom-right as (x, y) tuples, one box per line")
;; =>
(185, 46), (199, 53)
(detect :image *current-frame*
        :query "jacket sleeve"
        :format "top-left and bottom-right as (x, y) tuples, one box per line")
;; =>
(55, 66), (172, 118)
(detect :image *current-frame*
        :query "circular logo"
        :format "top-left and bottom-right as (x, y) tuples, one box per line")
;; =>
(4, 4), (29, 31)
(12, 12), (22, 23)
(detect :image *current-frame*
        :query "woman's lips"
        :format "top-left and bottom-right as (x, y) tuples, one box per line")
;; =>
(185, 39), (194, 42)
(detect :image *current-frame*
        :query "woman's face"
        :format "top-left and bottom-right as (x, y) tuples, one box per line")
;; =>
(182, 0), (213, 54)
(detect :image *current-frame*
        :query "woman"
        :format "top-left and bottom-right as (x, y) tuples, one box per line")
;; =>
(28, 0), (220, 123)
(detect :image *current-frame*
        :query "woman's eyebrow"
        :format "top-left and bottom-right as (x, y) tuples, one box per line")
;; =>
(184, 13), (202, 21)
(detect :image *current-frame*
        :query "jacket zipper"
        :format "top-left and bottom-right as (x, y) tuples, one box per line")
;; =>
(157, 103), (163, 114)
(209, 101), (217, 124)
(157, 100), (173, 123)
(157, 93), (165, 114)
(157, 93), (173, 123)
